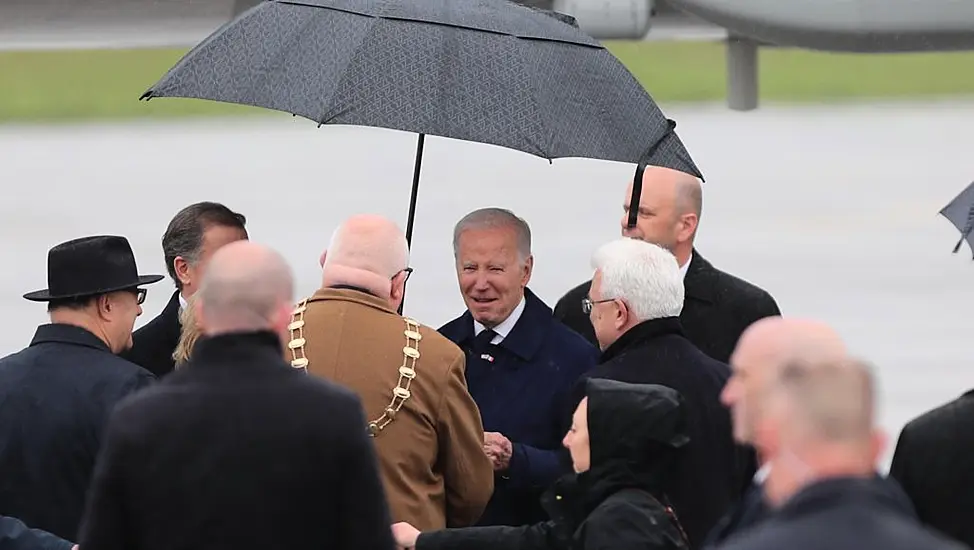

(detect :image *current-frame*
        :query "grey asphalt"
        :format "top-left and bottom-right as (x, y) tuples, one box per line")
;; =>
(0, 100), (971, 467)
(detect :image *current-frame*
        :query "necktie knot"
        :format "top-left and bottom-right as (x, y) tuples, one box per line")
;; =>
(471, 328), (497, 354)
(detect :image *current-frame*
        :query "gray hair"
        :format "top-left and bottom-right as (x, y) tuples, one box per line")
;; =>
(452, 208), (532, 262)
(590, 238), (684, 321)
(772, 358), (877, 442)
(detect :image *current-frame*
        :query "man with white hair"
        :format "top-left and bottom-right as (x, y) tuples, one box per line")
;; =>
(78, 240), (396, 550)
(717, 359), (963, 550)
(287, 214), (493, 531)
(573, 237), (755, 549)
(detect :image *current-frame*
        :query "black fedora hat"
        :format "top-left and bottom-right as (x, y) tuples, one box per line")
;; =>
(24, 235), (165, 302)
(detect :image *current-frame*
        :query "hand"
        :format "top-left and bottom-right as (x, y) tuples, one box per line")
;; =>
(391, 522), (420, 549)
(484, 432), (513, 471)
(72, 547), (78, 550)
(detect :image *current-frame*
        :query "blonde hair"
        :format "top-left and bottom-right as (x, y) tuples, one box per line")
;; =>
(173, 297), (202, 367)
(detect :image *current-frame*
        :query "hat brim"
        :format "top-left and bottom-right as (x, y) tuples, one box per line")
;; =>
(23, 274), (166, 302)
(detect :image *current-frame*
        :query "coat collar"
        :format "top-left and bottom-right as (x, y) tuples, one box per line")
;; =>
(599, 317), (685, 364)
(777, 476), (916, 520)
(452, 287), (552, 361)
(682, 249), (718, 305)
(29, 323), (112, 353)
(162, 290), (183, 328)
(188, 330), (288, 371)
(307, 286), (398, 315)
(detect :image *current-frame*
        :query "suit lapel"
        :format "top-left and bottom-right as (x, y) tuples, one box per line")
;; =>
(683, 250), (718, 305)
(161, 291), (184, 347)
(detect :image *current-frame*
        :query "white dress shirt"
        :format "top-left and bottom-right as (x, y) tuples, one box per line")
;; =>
(473, 296), (526, 345)
(680, 252), (692, 280)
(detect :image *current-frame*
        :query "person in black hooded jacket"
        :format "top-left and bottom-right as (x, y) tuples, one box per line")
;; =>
(391, 378), (692, 550)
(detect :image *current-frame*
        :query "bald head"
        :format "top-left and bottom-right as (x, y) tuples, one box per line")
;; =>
(734, 317), (848, 371)
(625, 166), (702, 217)
(621, 166), (702, 264)
(772, 358), (876, 443)
(723, 317), (848, 444)
(196, 241), (294, 336)
(760, 357), (883, 506)
(320, 214), (410, 305)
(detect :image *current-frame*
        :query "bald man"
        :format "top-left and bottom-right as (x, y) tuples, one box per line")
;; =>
(554, 166), (781, 363)
(716, 359), (963, 550)
(723, 317), (848, 449)
(286, 214), (493, 531)
(705, 317), (848, 546)
(78, 241), (396, 550)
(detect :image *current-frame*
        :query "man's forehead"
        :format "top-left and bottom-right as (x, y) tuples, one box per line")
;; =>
(625, 177), (674, 208)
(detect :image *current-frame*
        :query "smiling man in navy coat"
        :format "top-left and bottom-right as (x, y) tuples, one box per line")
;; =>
(439, 208), (599, 527)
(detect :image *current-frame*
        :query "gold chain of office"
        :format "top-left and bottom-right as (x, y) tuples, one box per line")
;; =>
(285, 298), (423, 438)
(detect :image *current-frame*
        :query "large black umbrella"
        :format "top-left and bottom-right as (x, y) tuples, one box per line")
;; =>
(142, 0), (702, 244)
(940, 180), (974, 257)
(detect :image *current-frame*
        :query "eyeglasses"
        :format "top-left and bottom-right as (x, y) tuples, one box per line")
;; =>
(129, 288), (147, 305)
(581, 296), (615, 314)
(394, 267), (414, 283)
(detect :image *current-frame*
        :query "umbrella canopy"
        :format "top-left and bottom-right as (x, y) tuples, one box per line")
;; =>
(940, 180), (974, 258)
(143, 0), (700, 176)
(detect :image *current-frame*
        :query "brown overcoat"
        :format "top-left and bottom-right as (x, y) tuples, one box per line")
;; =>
(285, 288), (493, 530)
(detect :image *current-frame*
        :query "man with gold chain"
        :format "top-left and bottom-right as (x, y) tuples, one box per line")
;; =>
(285, 214), (493, 530)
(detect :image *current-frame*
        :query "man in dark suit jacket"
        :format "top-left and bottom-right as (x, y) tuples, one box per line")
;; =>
(575, 237), (754, 549)
(122, 202), (248, 378)
(0, 236), (160, 541)
(79, 241), (395, 550)
(440, 208), (599, 527)
(889, 390), (974, 548)
(553, 166), (780, 363)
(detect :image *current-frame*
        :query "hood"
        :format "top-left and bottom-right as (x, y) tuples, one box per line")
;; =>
(586, 378), (690, 470)
(540, 378), (690, 524)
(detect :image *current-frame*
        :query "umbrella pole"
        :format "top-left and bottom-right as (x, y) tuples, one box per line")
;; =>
(399, 133), (426, 315)
(405, 133), (426, 246)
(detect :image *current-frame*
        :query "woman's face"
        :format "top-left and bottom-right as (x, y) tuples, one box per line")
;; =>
(563, 398), (591, 473)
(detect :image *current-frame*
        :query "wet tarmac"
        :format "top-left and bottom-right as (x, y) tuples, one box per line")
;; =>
(1, 100), (972, 465)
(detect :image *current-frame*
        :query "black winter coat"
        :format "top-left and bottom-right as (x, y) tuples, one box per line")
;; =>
(78, 331), (395, 550)
(0, 324), (154, 540)
(716, 477), (966, 550)
(570, 318), (756, 549)
(415, 379), (691, 550)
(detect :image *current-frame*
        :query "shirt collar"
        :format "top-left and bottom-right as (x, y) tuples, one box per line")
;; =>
(754, 463), (771, 484)
(473, 295), (526, 341)
(178, 292), (189, 313)
(679, 252), (692, 280)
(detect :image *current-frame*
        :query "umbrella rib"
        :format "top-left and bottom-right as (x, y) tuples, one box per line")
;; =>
(312, 11), (380, 126)
(515, 37), (556, 160)
(273, 0), (603, 49)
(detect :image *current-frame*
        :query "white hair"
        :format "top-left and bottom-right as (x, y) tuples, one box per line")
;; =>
(590, 238), (684, 321)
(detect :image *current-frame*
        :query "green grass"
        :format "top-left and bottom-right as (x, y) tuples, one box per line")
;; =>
(1, 41), (974, 123)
